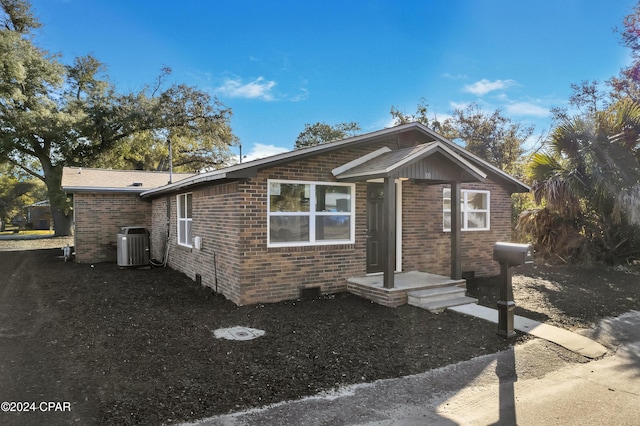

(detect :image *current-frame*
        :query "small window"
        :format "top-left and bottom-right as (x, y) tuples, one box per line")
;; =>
(268, 180), (355, 246)
(443, 188), (490, 231)
(177, 193), (192, 247)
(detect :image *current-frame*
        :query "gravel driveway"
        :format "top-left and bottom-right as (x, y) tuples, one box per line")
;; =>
(0, 236), (74, 252)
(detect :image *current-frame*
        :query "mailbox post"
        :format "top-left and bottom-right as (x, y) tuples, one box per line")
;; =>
(492, 242), (534, 338)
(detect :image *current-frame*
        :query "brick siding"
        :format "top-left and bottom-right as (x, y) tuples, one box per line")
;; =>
(402, 180), (510, 278)
(73, 192), (152, 263)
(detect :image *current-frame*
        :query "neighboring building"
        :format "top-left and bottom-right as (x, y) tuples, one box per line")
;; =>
(62, 123), (529, 306)
(24, 200), (52, 230)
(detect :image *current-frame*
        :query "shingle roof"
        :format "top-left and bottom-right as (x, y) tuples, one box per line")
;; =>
(62, 167), (195, 193)
(336, 144), (436, 176)
(140, 122), (530, 197)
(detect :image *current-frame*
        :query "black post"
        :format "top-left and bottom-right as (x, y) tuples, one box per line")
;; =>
(383, 177), (396, 289)
(450, 181), (462, 280)
(497, 262), (516, 338)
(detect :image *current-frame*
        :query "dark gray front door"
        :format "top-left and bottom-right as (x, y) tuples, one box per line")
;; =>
(366, 183), (385, 273)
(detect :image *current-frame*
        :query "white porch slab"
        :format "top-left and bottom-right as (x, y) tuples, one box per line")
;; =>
(449, 303), (608, 359)
(348, 271), (465, 290)
(347, 271), (467, 307)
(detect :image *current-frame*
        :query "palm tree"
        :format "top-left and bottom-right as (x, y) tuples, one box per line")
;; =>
(519, 99), (640, 263)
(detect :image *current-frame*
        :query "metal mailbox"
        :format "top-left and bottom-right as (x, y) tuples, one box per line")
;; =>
(493, 242), (533, 266)
(493, 242), (534, 339)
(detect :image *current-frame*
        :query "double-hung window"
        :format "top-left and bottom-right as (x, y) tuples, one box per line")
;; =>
(443, 188), (490, 231)
(268, 180), (355, 246)
(177, 193), (193, 247)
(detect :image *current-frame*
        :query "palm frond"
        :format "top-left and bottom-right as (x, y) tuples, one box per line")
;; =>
(515, 208), (588, 262)
(524, 99), (640, 264)
(529, 151), (563, 181)
(608, 99), (640, 149)
(614, 185), (640, 225)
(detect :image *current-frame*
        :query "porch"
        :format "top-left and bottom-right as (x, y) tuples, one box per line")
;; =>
(334, 142), (488, 294)
(347, 271), (477, 309)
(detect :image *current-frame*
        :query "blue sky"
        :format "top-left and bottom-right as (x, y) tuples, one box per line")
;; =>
(30, 0), (637, 162)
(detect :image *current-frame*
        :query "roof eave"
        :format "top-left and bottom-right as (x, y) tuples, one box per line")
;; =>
(63, 187), (151, 194)
(140, 172), (229, 197)
(336, 171), (388, 181)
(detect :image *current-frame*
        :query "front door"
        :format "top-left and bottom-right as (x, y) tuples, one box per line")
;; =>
(366, 183), (385, 273)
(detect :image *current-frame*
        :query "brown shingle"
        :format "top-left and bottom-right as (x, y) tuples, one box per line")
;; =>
(62, 167), (195, 193)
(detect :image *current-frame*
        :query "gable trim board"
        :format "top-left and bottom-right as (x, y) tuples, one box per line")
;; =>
(332, 142), (487, 182)
(63, 123), (529, 306)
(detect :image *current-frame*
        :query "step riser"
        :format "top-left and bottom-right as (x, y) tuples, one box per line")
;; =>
(407, 289), (466, 304)
(406, 283), (478, 312)
(409, 296), (479, 313)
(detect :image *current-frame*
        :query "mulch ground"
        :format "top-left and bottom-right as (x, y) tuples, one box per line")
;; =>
(0, 246), (638, 425)
(468, 262), (640, 330)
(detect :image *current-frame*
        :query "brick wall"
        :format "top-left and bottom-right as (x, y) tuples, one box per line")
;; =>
(73, 192), (152, 263)
(150, 183), (244, 303)
(233, 154), (371, 305)
(401, 180), (512, 278)
(149, 196), (169, 262)
(460, 181), (512, 276)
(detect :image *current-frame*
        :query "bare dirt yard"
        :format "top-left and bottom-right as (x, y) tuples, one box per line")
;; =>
(0, 239), (638, 425)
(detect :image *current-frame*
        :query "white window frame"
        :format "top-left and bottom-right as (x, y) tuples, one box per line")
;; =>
(443, 188), (490, 232)
(267, 179), (356, 247)
(177, 193), (193, 247)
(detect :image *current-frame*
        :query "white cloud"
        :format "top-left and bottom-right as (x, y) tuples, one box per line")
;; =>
(432, 112), (454, 124)
(242, 143), (289, 162)
(505, 102), (549, 117)
(449, 101), (471, 110)
(216, 77), (276, 100)
(289, 88), (309, 102)
(464, 79), (516, 96)
(383, 117), (397, 128)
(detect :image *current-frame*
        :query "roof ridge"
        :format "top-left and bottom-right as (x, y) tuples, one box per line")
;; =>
(64, 166), (193, 175)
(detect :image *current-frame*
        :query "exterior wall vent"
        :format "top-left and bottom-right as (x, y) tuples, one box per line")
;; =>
(117, 227), (150, 267)
(299, 286), (321, 300)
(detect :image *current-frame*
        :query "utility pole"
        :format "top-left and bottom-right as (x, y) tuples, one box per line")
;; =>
(168, 138), (173, 183)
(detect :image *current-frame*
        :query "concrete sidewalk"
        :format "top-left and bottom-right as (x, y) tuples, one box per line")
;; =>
(182, 310), (640, 426)
(449, 303), (608, 358)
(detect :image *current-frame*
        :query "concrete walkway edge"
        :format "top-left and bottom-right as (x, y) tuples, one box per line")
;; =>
(448, 303), (608, 358)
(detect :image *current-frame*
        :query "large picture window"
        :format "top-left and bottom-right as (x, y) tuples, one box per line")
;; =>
(177, 193), (192, 247)
(268, 180), (355, 246)
(443, 188), (490, 231)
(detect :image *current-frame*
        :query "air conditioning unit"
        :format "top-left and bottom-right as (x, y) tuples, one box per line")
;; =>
(117, 227), (150, 267)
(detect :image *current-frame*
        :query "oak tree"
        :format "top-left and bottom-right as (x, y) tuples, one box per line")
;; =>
(294, 122), (360, 149)
(0, 0), (236, 235)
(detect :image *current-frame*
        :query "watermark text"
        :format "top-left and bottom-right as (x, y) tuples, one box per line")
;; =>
(1, 401), (71, 412)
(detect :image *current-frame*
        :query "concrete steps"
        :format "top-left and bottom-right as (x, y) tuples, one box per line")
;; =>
(407, 286), (478, 313)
